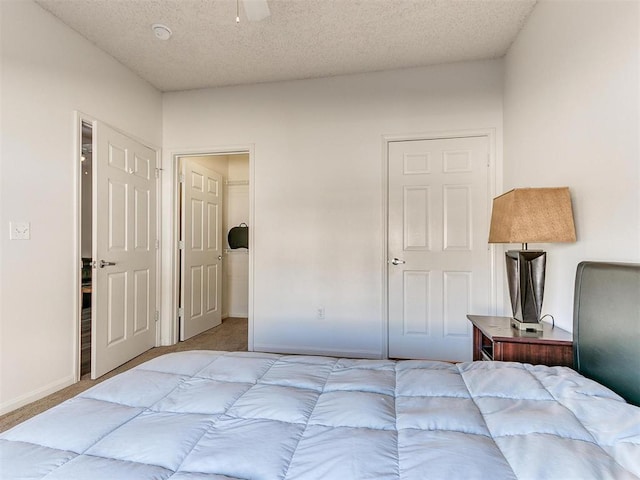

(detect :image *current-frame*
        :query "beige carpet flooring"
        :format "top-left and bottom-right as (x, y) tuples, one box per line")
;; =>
(0, 317), (248, 433)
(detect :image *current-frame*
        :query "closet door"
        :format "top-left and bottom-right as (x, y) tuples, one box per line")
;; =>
(180, 158), (223, 340)
(388, 136), (491, 361)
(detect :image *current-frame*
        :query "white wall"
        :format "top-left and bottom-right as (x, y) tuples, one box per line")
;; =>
(162, 60), (504, 358)
(0, 0), (162, 414)
(503, 0), (640, 331)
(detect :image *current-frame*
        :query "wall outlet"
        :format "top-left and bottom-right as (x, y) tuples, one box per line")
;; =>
(9, 222), (30, 240)
(316, 307), (325, 320)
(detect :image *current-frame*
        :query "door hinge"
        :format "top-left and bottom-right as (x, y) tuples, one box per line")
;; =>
(155, 167), (163, 179)
(178, 307), (184, 319)
(155, 239), (160, 250)
(178, 240), (184, 250)
(155, 311), (160, 322)
(179, 173), (185, 183)
(487, 153), (490, 168)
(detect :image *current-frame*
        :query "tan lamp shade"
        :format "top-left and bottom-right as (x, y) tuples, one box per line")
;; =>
(488, 187), (577, 244)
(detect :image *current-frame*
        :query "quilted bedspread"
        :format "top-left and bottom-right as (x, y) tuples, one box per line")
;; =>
(1, 351), (639, 479)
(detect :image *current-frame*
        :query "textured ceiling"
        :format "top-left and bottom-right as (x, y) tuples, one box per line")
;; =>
(35, 0), (537, 92)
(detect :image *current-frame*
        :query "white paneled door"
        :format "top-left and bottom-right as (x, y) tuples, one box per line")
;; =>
(388, 136), (491, 361)
(180, 159), (223, 340)
(92, 122), (157, 379)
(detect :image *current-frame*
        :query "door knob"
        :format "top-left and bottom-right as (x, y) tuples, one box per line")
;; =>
(391, 258), (406, 265)
(99, 259), (117, 268)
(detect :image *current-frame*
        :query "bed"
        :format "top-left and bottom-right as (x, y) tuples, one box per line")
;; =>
(1, 262), (639, 479)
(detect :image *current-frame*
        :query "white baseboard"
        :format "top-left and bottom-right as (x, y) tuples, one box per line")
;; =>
(0, 374), (76, 416)
(253, 343), (382, 359)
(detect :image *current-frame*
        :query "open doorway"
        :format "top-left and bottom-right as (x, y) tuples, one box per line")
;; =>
(77, 115), (160, 379)
(176, 153), (250, 341)
(79, 121), (93, 377)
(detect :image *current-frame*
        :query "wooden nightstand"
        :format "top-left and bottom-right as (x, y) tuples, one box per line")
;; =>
(467, 315), (573, 367)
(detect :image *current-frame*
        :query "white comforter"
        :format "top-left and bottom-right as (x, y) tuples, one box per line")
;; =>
(1, 351), (639, 479)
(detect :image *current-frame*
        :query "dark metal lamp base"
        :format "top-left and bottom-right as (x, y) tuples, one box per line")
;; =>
(505, 250), (547, 325)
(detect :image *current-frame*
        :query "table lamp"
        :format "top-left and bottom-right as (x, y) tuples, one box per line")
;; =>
(488, 187), (576, 331)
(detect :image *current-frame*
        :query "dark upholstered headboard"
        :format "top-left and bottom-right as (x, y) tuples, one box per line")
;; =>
(573, 261), (640, 406)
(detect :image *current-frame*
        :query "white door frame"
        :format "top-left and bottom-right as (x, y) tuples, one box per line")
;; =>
(163, 145), (255, 349)
(381, 129), (502, 359)
(73, 111), (162, 381)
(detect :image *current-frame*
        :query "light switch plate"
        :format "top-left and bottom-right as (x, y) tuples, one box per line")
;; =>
(9, 222), (30, 240)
